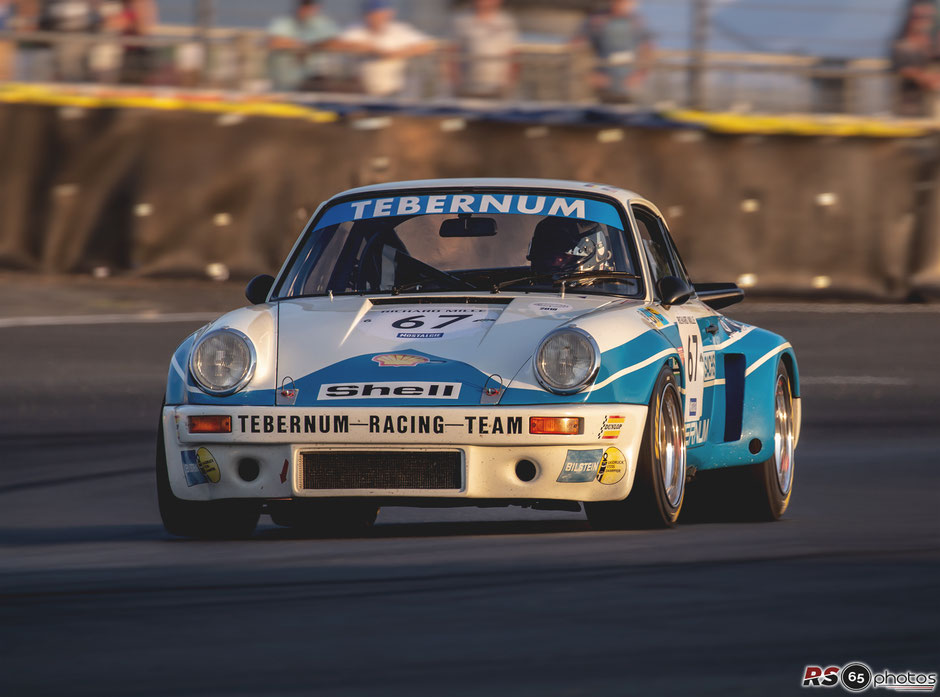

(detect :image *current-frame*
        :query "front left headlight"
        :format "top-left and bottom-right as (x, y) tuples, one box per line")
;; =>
(189, 328), (256, 396)
(535, 327), (600, 395)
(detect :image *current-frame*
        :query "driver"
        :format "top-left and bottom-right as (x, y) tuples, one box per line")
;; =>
(526, 217), (613, 275)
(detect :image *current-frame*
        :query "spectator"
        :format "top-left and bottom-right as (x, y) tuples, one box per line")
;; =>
(12, 0), (55, 81)
(451, 0), (517, 99)
(0, 1), (12, 80)
(114, 0), (158, 84)
(267, 0), (339, 91)
(333, 0), (435, 97)
(87, 1), (125, 83)
(40, 0), (100, 81)
(893, 1), (940, 116)
(575, 0), (653, 104)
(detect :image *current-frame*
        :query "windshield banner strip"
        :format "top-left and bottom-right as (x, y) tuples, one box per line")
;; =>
(315, 194), (623, 230)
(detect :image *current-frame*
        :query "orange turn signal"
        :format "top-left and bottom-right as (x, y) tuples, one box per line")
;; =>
(529, 416), (583, 435)
(188, 415), (232, 434)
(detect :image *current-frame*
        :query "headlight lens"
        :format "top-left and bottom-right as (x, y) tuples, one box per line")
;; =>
(535, 328), (600, 394)
(190, 329), (256, 395)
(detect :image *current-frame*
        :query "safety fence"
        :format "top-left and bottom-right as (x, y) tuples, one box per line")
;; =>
(0, 82), (928, 138)
(1, 94), (938, 300)
(0, 28), (908, 116)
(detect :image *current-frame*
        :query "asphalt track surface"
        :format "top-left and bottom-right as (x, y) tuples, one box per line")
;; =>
(1, 299), (938, 696)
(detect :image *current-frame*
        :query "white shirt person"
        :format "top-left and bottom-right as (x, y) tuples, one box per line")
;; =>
(452, 0), (518, 98)
(333, 0), (435, 97)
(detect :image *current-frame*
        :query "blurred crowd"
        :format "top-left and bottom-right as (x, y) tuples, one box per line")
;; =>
(0, 0), (165, 84)
(265, 0), (653, 100)
(2, 0), (937, 116)
(0, 0), (655, 102)
(892, 0), (940, 116)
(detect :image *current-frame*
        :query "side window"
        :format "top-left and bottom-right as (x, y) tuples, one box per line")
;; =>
(633, 206), (691, 293)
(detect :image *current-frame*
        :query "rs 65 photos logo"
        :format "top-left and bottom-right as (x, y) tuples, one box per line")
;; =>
(803, 662), (937, 693)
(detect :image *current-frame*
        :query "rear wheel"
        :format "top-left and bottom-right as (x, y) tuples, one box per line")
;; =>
(156, 411), (260, 539)
(585, 366), (686, 529)
(268, 500), (379, 537)
(687, 360), (795, 522)
(736, 360), (795, 520)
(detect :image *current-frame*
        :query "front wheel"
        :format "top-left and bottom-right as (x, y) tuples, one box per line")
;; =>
(156, 411), (260, 539)
(586, 366), (686, 529)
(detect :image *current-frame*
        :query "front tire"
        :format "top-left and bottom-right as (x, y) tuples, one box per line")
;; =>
(586, 366), (686, 529)
(156, 411), (260, 539)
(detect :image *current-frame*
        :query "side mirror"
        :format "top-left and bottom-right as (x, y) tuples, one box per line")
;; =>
(658, 276), (693, 308)
(245, 274), (275, 305)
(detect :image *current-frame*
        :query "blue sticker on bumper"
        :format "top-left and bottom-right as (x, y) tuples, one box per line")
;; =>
(557, 448), (603, 483)
(181, 449), (208, 487)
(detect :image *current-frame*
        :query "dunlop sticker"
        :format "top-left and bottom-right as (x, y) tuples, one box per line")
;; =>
(598, 415), (625, 440)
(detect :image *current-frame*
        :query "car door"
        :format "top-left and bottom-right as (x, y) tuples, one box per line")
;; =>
(632, 205), (717, 448)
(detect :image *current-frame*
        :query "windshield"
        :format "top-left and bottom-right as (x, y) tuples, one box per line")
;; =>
(275, 192), (643, 298)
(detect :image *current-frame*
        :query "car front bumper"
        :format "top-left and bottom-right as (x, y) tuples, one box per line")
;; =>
(163, 405), (648, 504)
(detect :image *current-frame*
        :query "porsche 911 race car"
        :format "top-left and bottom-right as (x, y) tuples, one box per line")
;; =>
(157, 178), (800, 538)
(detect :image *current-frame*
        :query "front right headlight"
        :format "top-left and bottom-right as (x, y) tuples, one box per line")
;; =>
(189, 328), (256, 396)
(535, 327), (600, 395)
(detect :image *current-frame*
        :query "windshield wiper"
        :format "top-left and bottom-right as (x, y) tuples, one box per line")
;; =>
(385, 248), (480, 295)
(392, 276), (479, 295)
(492, 270), (640, 293)
(392, 270), (479, 295)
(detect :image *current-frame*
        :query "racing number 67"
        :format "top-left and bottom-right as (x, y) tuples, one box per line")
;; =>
(391, 314), (471, 330)
(686, 334), (699, 381)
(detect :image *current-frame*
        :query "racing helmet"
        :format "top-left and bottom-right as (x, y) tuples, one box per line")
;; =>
(527, 217), (613, 275)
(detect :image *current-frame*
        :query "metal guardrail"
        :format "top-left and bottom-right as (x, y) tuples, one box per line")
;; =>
(0, 27), (900, 115)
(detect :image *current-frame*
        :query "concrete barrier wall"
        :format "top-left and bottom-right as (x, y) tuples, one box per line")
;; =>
(0, 102), (936, 300)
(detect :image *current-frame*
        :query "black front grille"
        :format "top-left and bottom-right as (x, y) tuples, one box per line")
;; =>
(300, 451), (463, 490)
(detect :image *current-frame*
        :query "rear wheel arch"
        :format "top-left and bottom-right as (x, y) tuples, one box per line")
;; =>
(779, 350), (799, 397)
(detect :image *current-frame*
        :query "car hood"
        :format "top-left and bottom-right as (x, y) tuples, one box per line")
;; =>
(275, 293), (638, 406)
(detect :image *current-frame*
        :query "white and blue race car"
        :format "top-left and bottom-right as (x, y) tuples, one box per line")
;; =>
(158, 179), (800, 537)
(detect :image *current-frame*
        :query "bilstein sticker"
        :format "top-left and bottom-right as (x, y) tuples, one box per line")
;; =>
(597, 447), (627, 485)
(557, 449), (603, 483)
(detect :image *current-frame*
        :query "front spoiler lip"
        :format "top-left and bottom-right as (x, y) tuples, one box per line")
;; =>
(265, 497), (585, 511)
